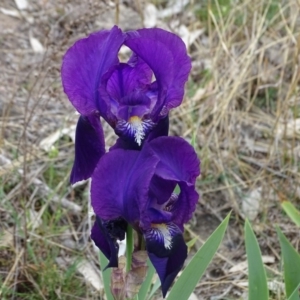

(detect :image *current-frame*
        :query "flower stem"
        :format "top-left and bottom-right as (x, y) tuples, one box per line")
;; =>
(126, 225), (134, 272)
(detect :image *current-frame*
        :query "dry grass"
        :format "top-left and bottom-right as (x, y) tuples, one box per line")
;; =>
(0, 0), (300, 299)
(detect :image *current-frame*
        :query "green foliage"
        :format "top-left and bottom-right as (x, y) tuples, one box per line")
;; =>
(244, 220), (269, 300)
(254, 87), (278, 113)
(277, 227), (300, 299)
(196, 0), (232, 23)
(166, 213), (230, 300)
(281, 201), (300, 227)
(99, 251), (114, 300)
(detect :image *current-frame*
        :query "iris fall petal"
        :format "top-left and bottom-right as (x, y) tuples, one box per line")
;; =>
(70, 114), (105, 184)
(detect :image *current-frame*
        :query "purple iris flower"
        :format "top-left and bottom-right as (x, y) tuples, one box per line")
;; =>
(61, 26), (191, 184)
(90, 136), (200, 297)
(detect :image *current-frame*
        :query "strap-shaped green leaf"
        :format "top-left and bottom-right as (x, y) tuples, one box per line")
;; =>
(245, 220), (269, 300)
(287, 283), (300, 300)
(167, 213), (230, 300)
(281, 201), (300, 227)
(277, 227), (300, 298)
(99, 251), (114, 300)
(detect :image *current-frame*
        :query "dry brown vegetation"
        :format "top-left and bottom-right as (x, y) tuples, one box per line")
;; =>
(0, 0), (300, 299)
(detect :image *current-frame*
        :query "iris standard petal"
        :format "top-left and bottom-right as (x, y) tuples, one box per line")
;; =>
(144, 223), (187, 297)
(61, 26), (124, 115)
(168, 184), (199, 230)
(91, 148), (159, 223)
(147, 136), (200, 184)
(105, 60), (152, 102)
(70, 114), (105, 184)
(91, 217), (120, 269)
(149, 175), (176, 205)
(125, 28), (191, 119)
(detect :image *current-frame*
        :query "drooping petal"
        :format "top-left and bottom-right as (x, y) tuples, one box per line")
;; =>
(146, 116), (169, 141)
(91, 148), (159, 223)
(70, 114), (105, 184)
(62, 26), (125, 116)
(91, 217), (125, 269)
(144, 223), (187, 297)
(125, 28), (191, 119)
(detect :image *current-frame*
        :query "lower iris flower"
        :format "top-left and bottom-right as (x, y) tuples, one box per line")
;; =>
(61, 26), (191, 184)
(90, 136), (200, 297)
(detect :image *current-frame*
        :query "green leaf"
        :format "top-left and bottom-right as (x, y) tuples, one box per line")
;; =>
(245, 220), (269, 300)
(99, 251), (114, 300)
(138, 259), (155, 300)
(186, 237), (198, 249)
(287, 283), (300, 300)
(148, 276), (161, 300)
(277, 227), (300, 298)
(167, 213), (230, 300)
(281, 201), (300, 227)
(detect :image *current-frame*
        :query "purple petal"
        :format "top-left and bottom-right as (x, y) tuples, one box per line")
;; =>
(109, 137), (141, 151)
(62, 26), (125, 115)
(147, 116), (169, 141)
(147, 136), (200, 184)
(125, 29), (191, 119)
(91, 148), (159, 223)
(171, 184), (199, 230)
(144, 223), (187, 297)
(149, 175), (176, 205)
(70, 114), (105, 184)
(105, 59), (152, 101)
(91, 217), (120, 269)
(117, 91), (152, 120)
(109, 116), (169, 152)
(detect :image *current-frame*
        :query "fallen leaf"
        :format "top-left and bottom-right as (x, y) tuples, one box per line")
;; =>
(144, 3), (157, 28)
(14, 0), (28, 10)
(242, 187), (262, 221)
(229, 255), (275, 273)
(39, 125), (76, 152)
(0, 229), (14, 247)
(29, 36), (44, 53)
(0, 8), (21, 18)
(157, 0), (189, 18)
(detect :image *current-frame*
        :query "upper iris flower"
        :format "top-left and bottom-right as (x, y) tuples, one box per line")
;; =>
(90, 136), (200, 297)
(61, 26), (191, 184)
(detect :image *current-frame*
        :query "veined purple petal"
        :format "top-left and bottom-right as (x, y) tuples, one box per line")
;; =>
(70, 114), (105, 184)
(109, 116), (169, 152)
(144, 223), (187, 297)
(125, 28), (191, 119)
(106, 60), (152, 102)
(117, 91), (152, 120)
(91, 148), (159, 223)
(62, 26), (125, 116)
